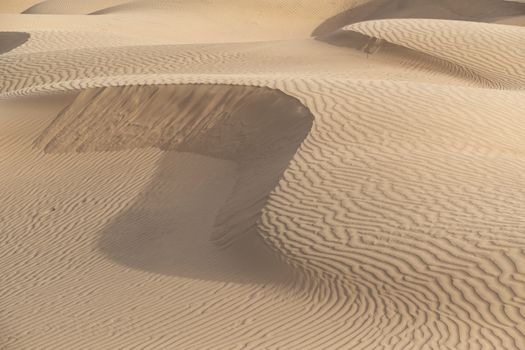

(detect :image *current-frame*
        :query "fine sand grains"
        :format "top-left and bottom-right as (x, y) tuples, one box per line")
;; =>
(1, 1), (525, 349)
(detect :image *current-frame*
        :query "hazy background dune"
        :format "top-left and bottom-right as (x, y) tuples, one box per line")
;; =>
(1, 0), (524, 349)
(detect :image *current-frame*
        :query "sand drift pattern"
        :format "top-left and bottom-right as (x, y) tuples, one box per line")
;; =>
(1, 8), (525, 350)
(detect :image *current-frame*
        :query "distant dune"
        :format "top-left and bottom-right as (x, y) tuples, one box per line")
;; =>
(1, 1), (524, 349)
(22, 0), (132, 14)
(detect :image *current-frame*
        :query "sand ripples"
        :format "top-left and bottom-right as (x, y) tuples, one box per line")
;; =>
(1, 9), (524, 350)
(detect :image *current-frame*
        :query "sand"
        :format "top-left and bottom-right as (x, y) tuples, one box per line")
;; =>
(0, 32), (29, 54)
(1, 1), (524, 349)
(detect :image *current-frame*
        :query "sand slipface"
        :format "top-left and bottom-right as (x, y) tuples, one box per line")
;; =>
(35, 84), (313, 157)
(1, 0), (525, 349)
(0, 31), (29, 54)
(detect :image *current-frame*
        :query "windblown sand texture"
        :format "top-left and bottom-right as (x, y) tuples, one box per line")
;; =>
(1, 1), (525, 349)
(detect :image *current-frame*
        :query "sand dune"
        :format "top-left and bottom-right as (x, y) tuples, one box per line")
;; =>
(22, 0), (130, 14)
(22, 0), (363, 16)
(1, 1), (373, 43)
(313, 0), (525, 35)
(1, 0), (525, 349)
(345, 19), (525, 87)
(0, 1), (41, 13)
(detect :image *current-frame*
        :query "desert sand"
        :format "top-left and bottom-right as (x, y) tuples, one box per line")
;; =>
(1, 1), (525, 349)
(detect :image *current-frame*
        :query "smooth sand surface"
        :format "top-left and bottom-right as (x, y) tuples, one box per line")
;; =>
(1, 1), (525, 349)
(0, 32), (29, 54)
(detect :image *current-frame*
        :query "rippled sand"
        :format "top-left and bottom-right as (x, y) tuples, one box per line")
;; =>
(1, 1), (525, 349)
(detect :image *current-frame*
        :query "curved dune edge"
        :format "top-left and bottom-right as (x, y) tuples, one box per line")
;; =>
(36, 84), (314, 247)
(22, 0), (132, 14)
(0, 31), (29, 54)
(9, 70), (525, 348)
(344, 19), (525, 88)
(312, 0), (525, 36)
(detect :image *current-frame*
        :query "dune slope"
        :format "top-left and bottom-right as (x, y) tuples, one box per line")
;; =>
(22, 0), (131, 14)
(345, 19), (525, 87)
(0, 32), (29, 54)
(313, 0), (525, 35)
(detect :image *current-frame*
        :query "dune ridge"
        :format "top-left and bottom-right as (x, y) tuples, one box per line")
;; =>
(22, 0), (132, 14)
(35, 84), (314, 248)
(312, 0), (525, 36)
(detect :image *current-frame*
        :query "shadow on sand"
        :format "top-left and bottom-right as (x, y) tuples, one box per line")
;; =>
(97, 151), (297, 284)
(0, 32), (30, 55)
(88, 85), (314, 285)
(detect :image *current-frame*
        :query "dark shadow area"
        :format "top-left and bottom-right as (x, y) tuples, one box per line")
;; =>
(78, 84), (315, 283)
(312, 0), (525, 37)
(0, 32), (29, 55)
(316, 30), (377, 51)
(98, 152), (296, 284)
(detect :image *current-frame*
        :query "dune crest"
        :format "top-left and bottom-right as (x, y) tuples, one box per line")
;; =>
(22, 0), (132, 14)
(35, 84), (312, 157)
